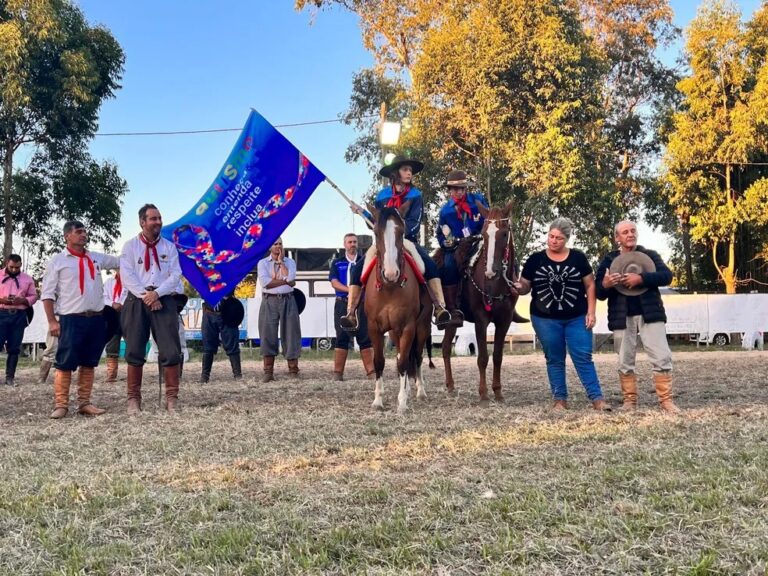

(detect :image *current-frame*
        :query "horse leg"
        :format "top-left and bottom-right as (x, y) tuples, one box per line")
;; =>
(441, 325), (457, 395)
(396, 327), (415, 415)
(475, 320), (490, 405)
(492, 321), (511, 402)
(370, 329), (386, 411)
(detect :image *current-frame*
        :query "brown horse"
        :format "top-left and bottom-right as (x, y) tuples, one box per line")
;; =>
(439, 203), (527, 404)
(364, 203), (432, 414)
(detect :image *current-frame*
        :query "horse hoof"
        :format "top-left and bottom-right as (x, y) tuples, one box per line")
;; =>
(417, 393), (428, 402)
(446, 388), (457, 397)
(371, 401), (385, 411)
(479, 398), (490, 408)
(494, 395), (505, 403)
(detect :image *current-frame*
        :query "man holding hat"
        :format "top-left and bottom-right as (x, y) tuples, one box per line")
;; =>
(0, 254), (37, 387)
(41, 221), (119, 418)
(436, 170), (489, 327)
(200, 293), (243, 383)
(595, 220), (680, 413)
(344, 155), (452, 330)
(257, 237), (301, 382)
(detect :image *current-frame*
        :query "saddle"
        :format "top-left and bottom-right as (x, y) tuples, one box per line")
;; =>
(360, 241), (426, 286)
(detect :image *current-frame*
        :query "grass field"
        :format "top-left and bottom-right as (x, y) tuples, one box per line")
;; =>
(1, 349), (767, 575)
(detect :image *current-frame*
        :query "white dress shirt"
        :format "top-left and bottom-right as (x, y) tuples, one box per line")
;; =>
(119, 235), (182, 298)
(103, 276), (127, 306)
(41, 250), (120, 315)
(257, 256), (296, 295)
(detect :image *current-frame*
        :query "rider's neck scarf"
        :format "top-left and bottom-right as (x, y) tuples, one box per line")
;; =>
(386, 184), (410, 209)
(112, 275), (123, 303)
(453, 194), (472, 220)
(66, 247), (95, 295)
(139, 233), (161, 272)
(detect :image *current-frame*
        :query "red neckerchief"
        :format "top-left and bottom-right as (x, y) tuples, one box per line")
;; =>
(112, 276), (123, 303)
(139, 234), (161, 271)
(386, 184), (410, 209)
(66, 247), (95, 295)
(453, 194), (472, 219)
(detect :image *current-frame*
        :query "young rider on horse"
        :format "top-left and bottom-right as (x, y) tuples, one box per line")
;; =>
(436, 170), (489, 327)
(343, 156), (452, 331)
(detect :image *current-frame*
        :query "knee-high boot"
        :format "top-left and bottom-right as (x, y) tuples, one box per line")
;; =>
(164, 365), (180, 414)
(262, 355), (275, 383)
(339, 285), (363, 332)
(105, 357), (119, 383)
(77, 366), (106, 416)
(653, 372), (681, 413)
(619, 372), (638, 410)
(49, 369), (72, 419)
(5, 353), (19, 386)
(229, 352), (242, 380)
(126, 365), (143, 415)
(200, 352), (214, 383)
(333, 348), (348, 381)
(39, 359), (54, 385)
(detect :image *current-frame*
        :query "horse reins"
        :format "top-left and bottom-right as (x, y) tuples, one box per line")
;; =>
(468, 217), (517, 310)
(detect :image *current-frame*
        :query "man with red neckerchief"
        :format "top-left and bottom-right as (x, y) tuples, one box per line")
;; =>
(102, 270), (126, 383)
(119, 203), (183, 415)
(41, 221), (119, 419)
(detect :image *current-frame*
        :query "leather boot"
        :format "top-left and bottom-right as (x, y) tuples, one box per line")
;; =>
(5, 353), (19, 387)
(126, 364), (143, 415)
(179, 359), (184, 380)
(333, 348), (348, 381)
(619, 372), (638, 410)
(339, 285), (362, 332)
(552, 399), (568, 410)
(229, 352), (242, 380)
(443, 284), (464, 327)
(105, 357), (119, 383)
(38, 360), (53, 385)
(49, 369), (72, 419)
(426, 278), (452, 330)
(653, 372), (681, 413)
(164, 365), (180, 414)
(360, 347), (376, 380)
(262, 355), (275, 383)
(77, 366), (106, 416)
(288, 358), (300, 378)
(200, 352), (214, 383)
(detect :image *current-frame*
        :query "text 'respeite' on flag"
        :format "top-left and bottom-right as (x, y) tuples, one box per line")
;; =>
(161, 110), (326, 306)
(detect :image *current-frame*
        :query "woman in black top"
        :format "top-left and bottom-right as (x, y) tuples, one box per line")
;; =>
(514, 218), (609, 411)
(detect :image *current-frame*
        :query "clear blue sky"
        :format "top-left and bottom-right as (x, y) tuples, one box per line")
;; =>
(74, 0), (762, 251)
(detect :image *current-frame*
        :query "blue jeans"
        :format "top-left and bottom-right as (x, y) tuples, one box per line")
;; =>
(530, 314), (603, 401)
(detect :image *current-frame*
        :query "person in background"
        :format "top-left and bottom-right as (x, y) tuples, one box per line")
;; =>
(200, 292), (243, 383)
(0, 254), (37, 387)
(514, 218), (609, 411)
(329, 233), (375, 380)
(102, 270), (126, 383)
(257, 237), (301, 382)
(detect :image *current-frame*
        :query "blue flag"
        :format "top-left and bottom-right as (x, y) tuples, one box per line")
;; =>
(162, 110), (326, 306)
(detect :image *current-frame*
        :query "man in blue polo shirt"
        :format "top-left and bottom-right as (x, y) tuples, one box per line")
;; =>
(329, 233), (375, 380)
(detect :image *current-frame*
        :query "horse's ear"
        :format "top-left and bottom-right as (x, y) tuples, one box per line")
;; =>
(398, 199), (412, 218)
(476, 200), (489, 219)
(367, 203), (379, 221)
(503, 200), (514, 218)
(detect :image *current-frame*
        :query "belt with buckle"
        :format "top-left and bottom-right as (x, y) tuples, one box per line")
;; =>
(0, 308), (20, 314)
(263, 293), (292, 299)
(336, 296), (348, 301)
(71, 310), (103, 318)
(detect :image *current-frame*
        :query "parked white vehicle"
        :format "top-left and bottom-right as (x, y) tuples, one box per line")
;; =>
(689, 332), (731, 346)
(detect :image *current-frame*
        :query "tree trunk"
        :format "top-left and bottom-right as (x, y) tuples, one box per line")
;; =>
(3, 142), (14, 259)
(681, 216), (695, 292)
(718, 164), (737, 294)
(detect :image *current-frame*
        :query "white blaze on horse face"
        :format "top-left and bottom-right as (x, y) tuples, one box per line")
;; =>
(485, 220), (498, 279)
(383, 219), (400, 282)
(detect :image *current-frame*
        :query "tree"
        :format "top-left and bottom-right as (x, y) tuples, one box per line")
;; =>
(0, 0), (125, 258)
(664, 0), (768, 293)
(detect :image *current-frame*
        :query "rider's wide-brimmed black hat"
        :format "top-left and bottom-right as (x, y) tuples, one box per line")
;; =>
(378, 155), (424, 178)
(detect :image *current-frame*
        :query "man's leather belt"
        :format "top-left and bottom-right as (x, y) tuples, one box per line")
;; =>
(263, 293), (293, 299)
(71, 310), (103, 317)
(0, 308), (21, 314)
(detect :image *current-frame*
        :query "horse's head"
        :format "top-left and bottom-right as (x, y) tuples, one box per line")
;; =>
(478, 201), (514, 280)
(372, 201), (409, 284)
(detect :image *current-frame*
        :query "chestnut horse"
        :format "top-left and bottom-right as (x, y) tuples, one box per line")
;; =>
(364, 204), (432, 414)
(439, 203), (527, 404)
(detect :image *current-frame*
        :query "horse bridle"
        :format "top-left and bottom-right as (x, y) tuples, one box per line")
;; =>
(468, 217), (516, 309)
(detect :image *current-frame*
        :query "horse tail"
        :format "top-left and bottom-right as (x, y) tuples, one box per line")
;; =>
(513, 309), (529, 323)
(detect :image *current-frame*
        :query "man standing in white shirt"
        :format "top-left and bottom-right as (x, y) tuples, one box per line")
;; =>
(41, 220), (120, 419)
(257, 237), (301, 383)
(102, 270), (126, 383)
(119, 204), (183, 415)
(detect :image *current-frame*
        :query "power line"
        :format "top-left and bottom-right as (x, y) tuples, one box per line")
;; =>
(94, 115), (378, 137)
